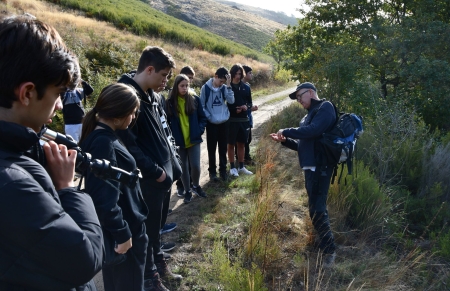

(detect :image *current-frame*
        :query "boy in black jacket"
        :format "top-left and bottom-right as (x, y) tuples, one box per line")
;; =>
(0, 15), (103, 290)
(117, 46), (182, 291)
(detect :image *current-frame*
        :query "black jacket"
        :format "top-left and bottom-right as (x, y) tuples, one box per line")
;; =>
(80, 124), (148, 243)
(281, 99), (336, 168)
(0, 121), (103, 291)
(117, 73), (175, 190)
(228, 81), (252, 119)
(166, 95), (207, 149)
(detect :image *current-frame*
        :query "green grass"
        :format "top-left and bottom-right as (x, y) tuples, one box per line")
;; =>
(45, 0), (272, 62)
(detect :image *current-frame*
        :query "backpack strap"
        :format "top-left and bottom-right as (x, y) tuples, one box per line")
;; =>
(204, 85), (226, 104)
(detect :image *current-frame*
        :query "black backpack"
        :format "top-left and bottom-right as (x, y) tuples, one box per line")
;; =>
(313, 102), (363, 183)
(204, 85), (226, 104)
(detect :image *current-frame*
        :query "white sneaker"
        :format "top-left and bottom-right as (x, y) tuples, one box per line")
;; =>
(229, 168), (239, 177)
(238, 167), (253, 175)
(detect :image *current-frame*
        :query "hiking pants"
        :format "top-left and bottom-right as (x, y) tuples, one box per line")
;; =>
(304, 167), (336, 254)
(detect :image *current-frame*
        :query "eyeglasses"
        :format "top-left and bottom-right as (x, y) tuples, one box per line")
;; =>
(296, 90), (309, 100)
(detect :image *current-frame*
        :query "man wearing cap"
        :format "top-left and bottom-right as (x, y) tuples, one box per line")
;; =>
(270, 82), (337, 267)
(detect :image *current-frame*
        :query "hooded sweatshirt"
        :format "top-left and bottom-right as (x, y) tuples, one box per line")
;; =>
(200, 78), (234, 124)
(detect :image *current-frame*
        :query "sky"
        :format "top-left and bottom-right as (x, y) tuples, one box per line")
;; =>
(229, 0), (304, 18)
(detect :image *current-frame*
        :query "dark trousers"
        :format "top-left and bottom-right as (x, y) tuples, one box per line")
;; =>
(206, 121), (229, 175)
(140, 179), (170, 279)
(304, 167), (336, 254)
(103, 223), (148, 291)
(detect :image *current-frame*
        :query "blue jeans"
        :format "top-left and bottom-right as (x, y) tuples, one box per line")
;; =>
(304, 167), (336, 254)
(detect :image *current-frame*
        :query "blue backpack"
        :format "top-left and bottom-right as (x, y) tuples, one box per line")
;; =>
(313, 102), (363, 183)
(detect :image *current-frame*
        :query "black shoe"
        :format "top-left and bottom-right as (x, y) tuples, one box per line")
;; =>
(155, 259), (183, 281)
(192, 185), (207, 198)
(176, 187), (185, 197)
(163, 252), (171, 259)
(167, 208), (173, 216)
(220, 172), (228, 181)
(161, 241), (176, 252)
(209, 173), (219, 182)
(144, 273), (169, 291)
(183, 191), (192, 204)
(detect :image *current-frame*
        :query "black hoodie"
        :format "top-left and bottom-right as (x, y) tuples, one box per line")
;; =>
(117, 72), (175, 190)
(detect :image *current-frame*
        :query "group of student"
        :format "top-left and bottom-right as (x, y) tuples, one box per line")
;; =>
(73, 53), (257, 290)
(75, 59), (257, 291)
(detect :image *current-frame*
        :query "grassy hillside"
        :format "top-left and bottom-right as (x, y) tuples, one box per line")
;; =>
(217, 0), (299, 26)
(43, 0), (271, 61)
(148, 0), (286, 51)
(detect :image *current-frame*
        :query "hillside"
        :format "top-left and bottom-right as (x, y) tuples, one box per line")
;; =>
(42, 0), (271, 61)
(146, 0), (286, 51)
(216, 0), (299, 26)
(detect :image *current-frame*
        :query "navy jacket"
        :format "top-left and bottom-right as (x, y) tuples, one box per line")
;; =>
(228, 81), (252, 119)
(117, 72), (176, 190)
(166, 95), (207, 148)
(80, 124), (148, 243)
(0, 121), (103, 291)
(281, 99), (336, 168)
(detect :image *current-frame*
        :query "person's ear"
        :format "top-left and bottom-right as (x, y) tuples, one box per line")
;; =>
(146, 66), (155, 75)
(15, 82), (36, 106)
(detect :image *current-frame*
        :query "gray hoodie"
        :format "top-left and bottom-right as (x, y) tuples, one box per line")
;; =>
(200, 78), (235, 124)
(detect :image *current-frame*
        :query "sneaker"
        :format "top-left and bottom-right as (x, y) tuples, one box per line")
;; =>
(163, 252), (171, 259)
(238, 167), (253, 175)
(192, 185), (207, 198)
(143, 272), (169, 291)
(229, 168), (239, 177)
(155, 259), (183, 281)
(183, 191), (192, 204)
(161, 241), (176, 252)
(323, 252), (336, 268)
(209, 173), (220, 182)
(167, 209), (173, 216)
(176, 187), (185, 197)
(160, 223), (177, 234)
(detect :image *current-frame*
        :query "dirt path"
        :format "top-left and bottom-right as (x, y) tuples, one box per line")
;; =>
(93, 86), (296, 290)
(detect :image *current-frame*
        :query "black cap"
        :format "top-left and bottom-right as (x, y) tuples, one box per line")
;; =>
(289, 82), (317, 100)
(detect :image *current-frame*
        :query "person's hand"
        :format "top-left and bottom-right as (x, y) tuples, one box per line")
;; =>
(43, 141), (76, 190)
(241, 105), (248, 111)
(251, 105), (258, 111)
(270, 132), (286, 142)
(236, 106), (242, 114)
(115, 237), (132, 254)
(156, 170), (166, 182)
(225, 74), (231, 86)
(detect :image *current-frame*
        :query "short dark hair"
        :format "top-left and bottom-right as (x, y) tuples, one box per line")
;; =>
(230, 64), (245, 81)
(180, 66), (195, 76)
(0, 15), (80, 108)
(137, 46), (176, 73)
(215, 67), (229, 79)
(242, 65), (252, 74)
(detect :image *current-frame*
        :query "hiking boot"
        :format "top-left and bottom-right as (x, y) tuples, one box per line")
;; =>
(209, 173), (220, 182)
(323, 252), (336, 268)
(161, 241), (176, 252)
(229, 168), (239, 177)
(143, 272), (169, 291)
(155, 259), (183, 281)
(160, 223), (177, 234)
(238, 167), (253, 175)
(192, 185), (207, 198)
(183, 191), (192, 204)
